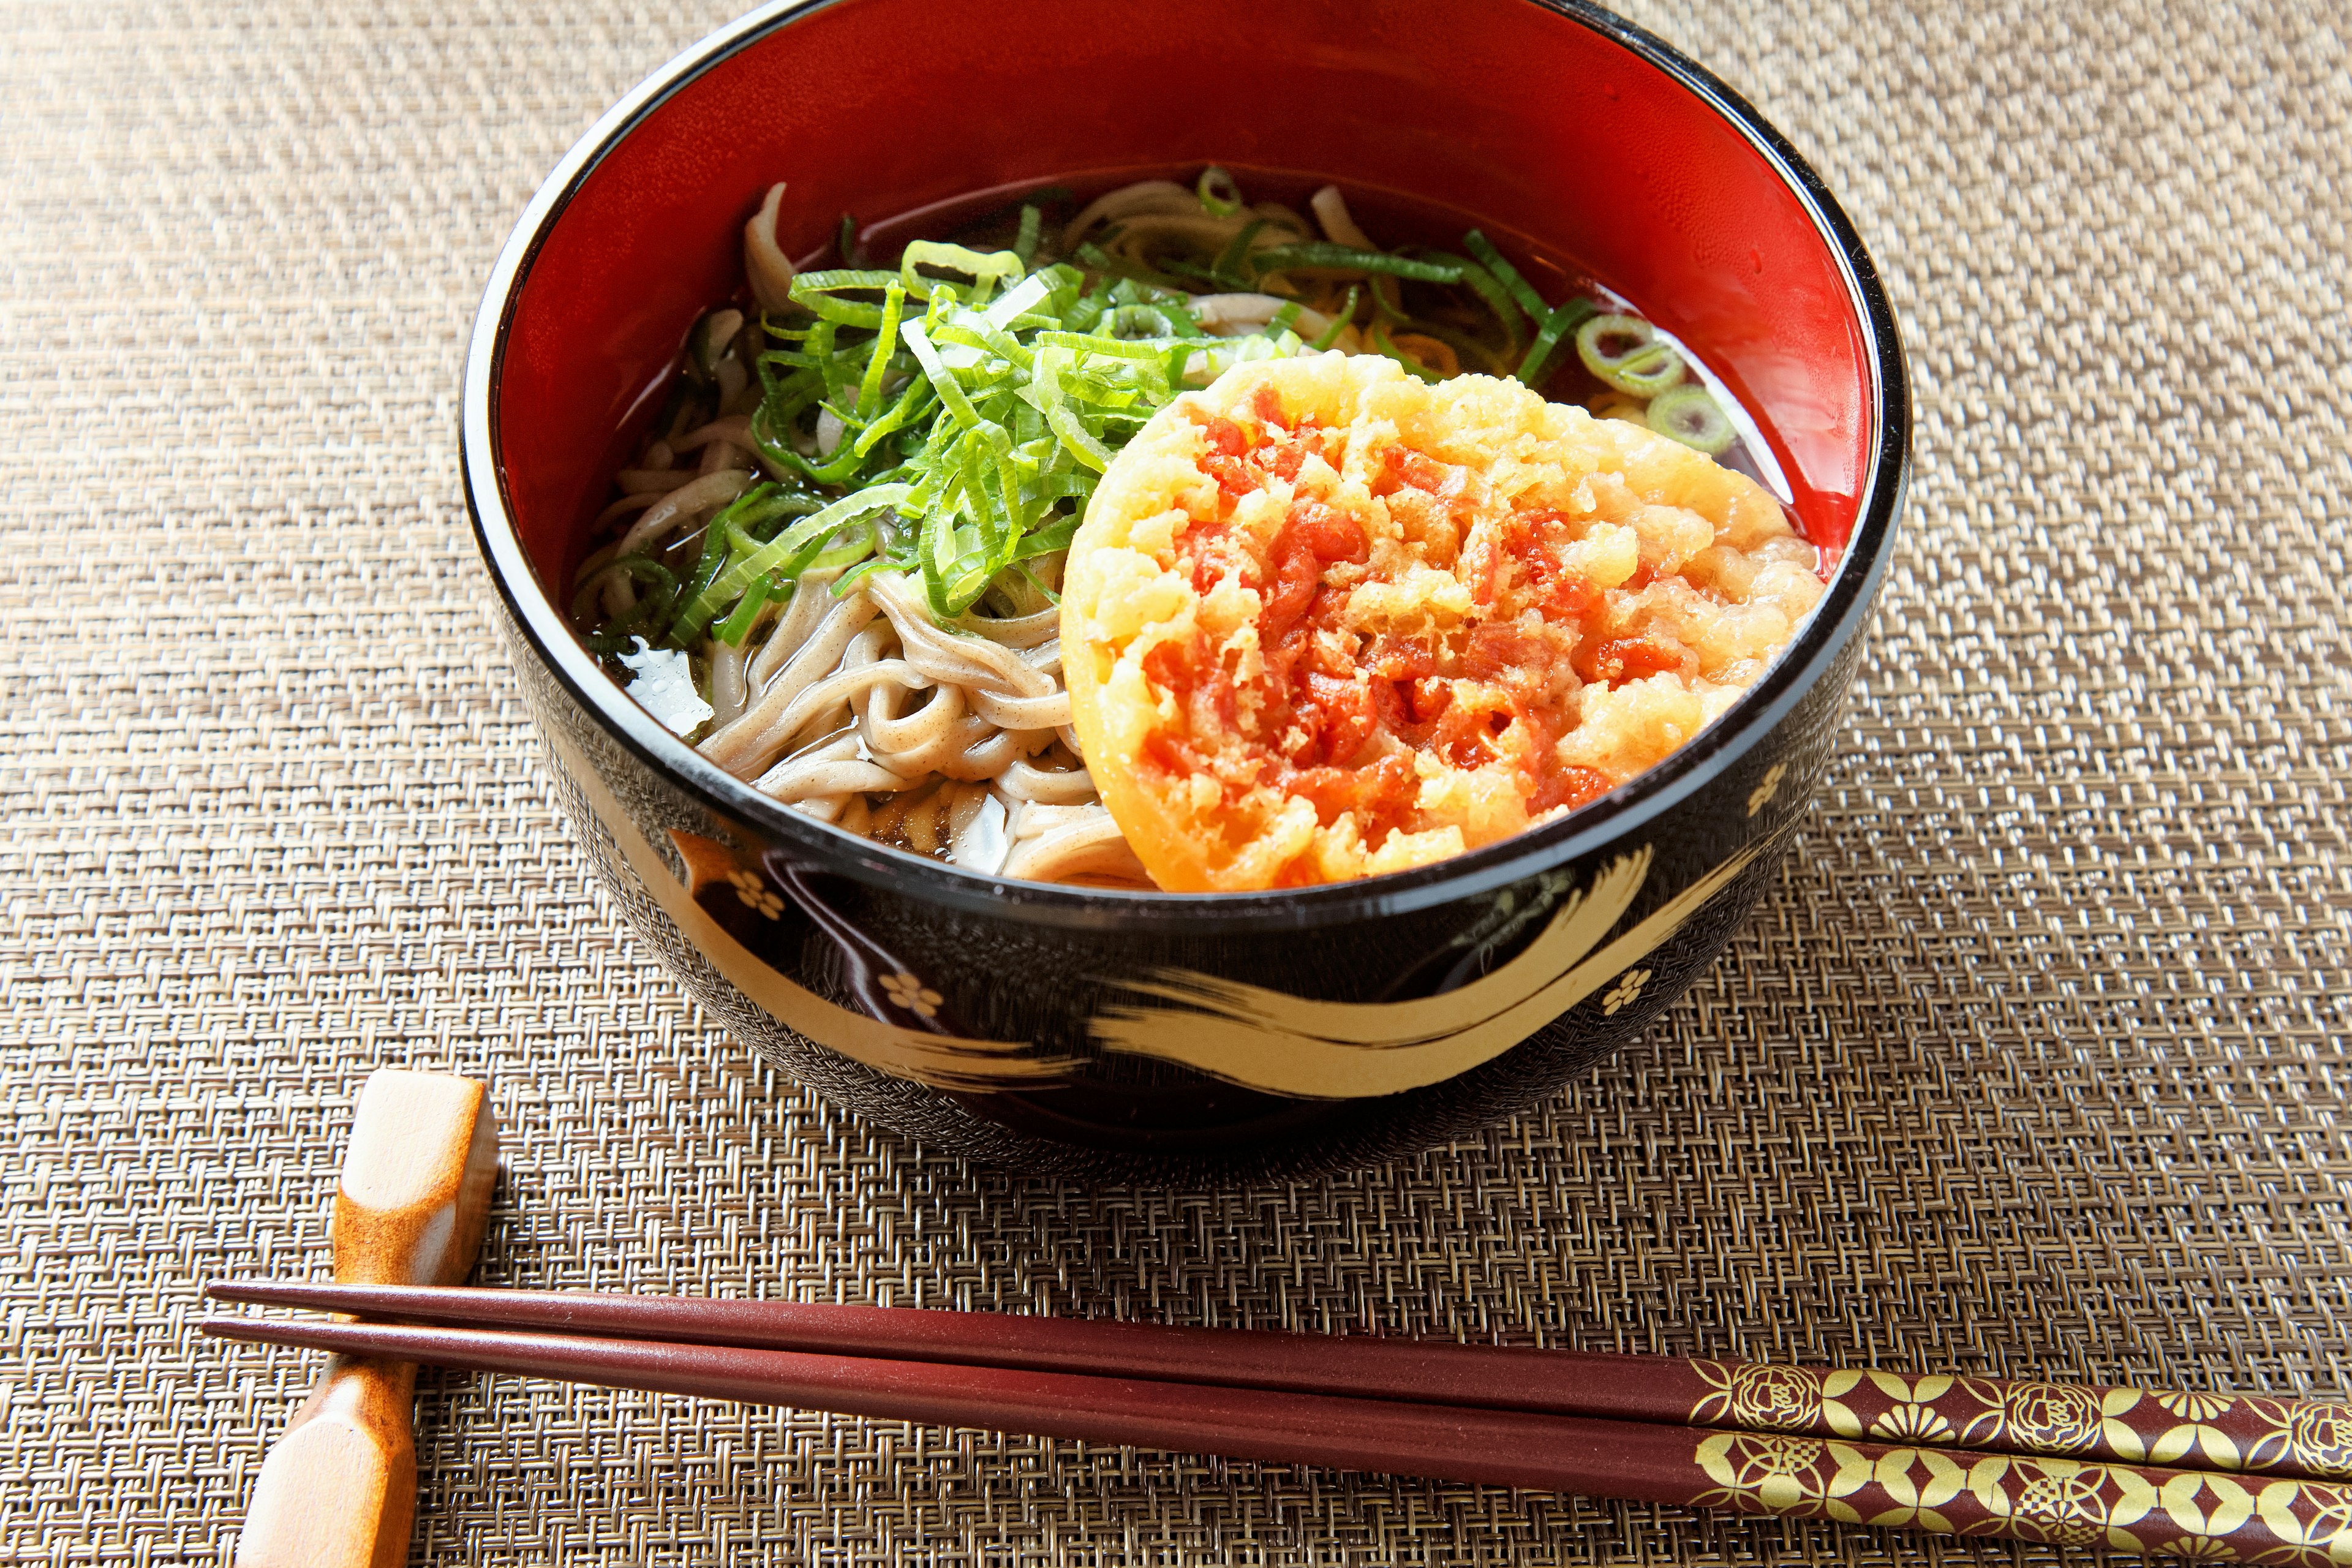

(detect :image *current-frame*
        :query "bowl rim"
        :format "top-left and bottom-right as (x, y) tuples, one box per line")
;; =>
(464, 0), (1910, 935)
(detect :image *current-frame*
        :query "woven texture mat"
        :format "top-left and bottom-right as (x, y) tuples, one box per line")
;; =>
(4, 0), (2349, 1561)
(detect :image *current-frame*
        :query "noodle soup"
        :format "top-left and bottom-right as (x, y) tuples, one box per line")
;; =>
(568, 169), (1823, 891)
(472, 0), (1907, 1172)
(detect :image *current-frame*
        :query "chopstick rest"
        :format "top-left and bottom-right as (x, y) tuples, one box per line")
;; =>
(231, 1071), (499, 1568)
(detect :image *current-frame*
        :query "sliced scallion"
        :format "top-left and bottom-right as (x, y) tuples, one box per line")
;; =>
(1246, 244), (1464, 284)
(1645, 383), (1736, 454)
(671, 484), (914, 643)
(1576, 314), (1686, 396)
(1196, 165), (1243, 217)
(1461, 230), (1548, 326)
(1373, 322), (1444, 383)
(1421, 251), (1521, 353)
(1210, 217), (1265, 285)
(1309, 285), (1361, 350)
(1517, 297), (1599, 385)
(715, 571), (779, 646)
(854, 282), (905, 418)
(570, 556), (677, 624)
(901, 317), (982, 430)
(899, 241), (1022, 304)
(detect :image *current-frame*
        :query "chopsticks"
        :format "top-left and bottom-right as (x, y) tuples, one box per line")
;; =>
(206, 1281), (2352, 1561)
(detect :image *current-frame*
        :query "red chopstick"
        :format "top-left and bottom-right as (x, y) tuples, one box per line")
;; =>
(209, 1277), (1683, 1417)
(206, 1314), (1698, 1498)
(206, 1279), (2352, 1485)
(202, 1307), (2352, 1562)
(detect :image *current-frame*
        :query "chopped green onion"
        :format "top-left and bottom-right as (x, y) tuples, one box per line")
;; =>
(1030, 331), (1170, 361)
(1156, 258), (1227, 288)
(570, 556), (677, 623)
(935, 314), (1035, 372)
(1128, 284), (1204, 336)
(1247, 243), (1464, 283)
(790, 271), (893, 328)
(1461, 230), (1549, 325)
(734, 486), (829, 540)
(591, 176), (1746, 684)
(1073, 240), (1190, 293)
(809, 521), (880, 572)
(813, 317), (856, 403)
(661, 491), (775, 643)
(1517, 297), (1599, 385)
(1645, 383), (1736, 454)
(1046, 404), (1114, 471)
(1309, 286), (1360, 350)
(1196, 165), (1243, 217)
(900, 241), (1022, 304)
(982, 271), (1055, 328)
(854, 282), (904, 418)
(1104, 303), (1185, 339)
(715, 571), (779, 646)
(1422, 251), (1522, 353)
(849, 377), (933, 460)
(794, 268), (901, 292)
(706, 486), (910, 628)
(900, 318), (982, 429)
(1210, 217), (1265, 285)
(1010, 561), (1060, 605)
(1373, 322), (1444, 383)
(1576, 314), (1686, 396)
(1011, 513), (1080, 559)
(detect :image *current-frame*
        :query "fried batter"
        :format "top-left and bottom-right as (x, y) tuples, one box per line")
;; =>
(1061, 355), (1822, 891)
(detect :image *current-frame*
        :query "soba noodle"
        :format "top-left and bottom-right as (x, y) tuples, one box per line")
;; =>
(573, 170), (1754, 887)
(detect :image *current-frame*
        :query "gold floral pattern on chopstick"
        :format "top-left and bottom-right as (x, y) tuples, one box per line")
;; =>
(1691, 1431), (2352, 1561)
(1691, 1362), (2352, 1483)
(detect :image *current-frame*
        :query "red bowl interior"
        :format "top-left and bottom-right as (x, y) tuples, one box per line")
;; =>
(496, 0), (1874, 597)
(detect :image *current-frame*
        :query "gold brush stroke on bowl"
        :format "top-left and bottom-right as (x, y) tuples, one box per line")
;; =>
(1090, 843), (1759, 1099)
(548, 729), (1762, 1099)
(548, 731), (1077, 1091)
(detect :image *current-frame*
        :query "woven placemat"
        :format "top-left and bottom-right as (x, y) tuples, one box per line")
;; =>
(4, 0), (2348, 1561)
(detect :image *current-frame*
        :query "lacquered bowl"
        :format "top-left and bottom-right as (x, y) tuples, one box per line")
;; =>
(464, 0), (1909, 1179)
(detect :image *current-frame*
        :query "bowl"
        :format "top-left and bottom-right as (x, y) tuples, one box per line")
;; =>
(464, 0), (1909, 1179)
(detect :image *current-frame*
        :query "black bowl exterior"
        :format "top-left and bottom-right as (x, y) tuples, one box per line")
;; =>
(497, 590), (1876, 1181)
(466, 0), (1910, 1180)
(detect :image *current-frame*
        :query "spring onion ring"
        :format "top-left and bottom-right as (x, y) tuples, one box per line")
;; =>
(1644, 383), (1736, 454)
(1576, 314), (1687, 396)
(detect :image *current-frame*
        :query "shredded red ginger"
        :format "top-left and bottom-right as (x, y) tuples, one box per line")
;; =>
(1061, 355), (1822, 891)
(1141, 386), (1631, 846)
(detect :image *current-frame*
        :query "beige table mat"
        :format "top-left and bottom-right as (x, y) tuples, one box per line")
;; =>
(3, 0), (2348, 1561)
